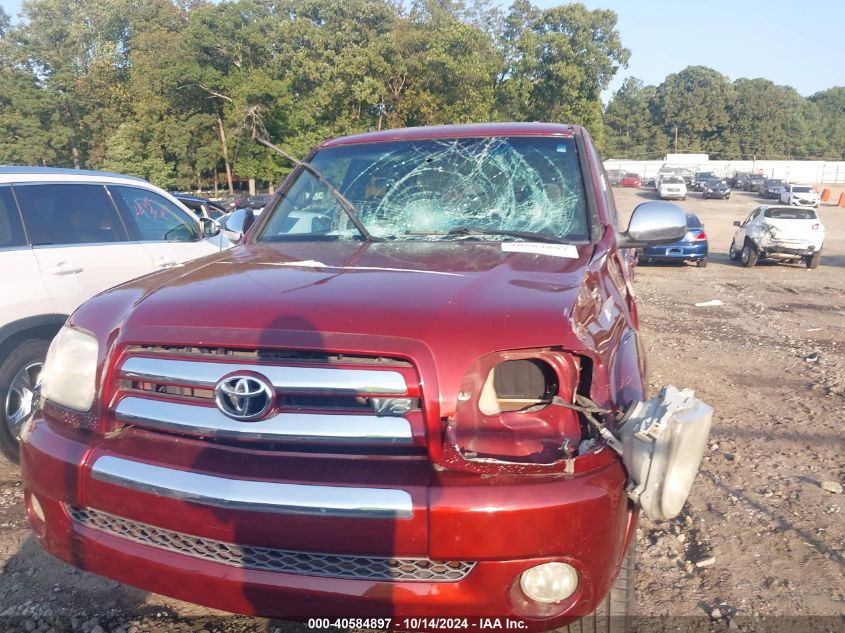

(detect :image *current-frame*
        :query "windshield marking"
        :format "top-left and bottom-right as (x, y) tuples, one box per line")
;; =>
(501, 243), (579, 258)
(261, 262), (466, 276)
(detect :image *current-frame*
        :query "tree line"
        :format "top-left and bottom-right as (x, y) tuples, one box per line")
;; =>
(0, 0), (842, 192)
(603, 68), (844, 162)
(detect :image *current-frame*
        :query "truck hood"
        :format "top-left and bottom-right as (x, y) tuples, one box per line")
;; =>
(77, 241), (602, 409)
(115, 241), (591, 346)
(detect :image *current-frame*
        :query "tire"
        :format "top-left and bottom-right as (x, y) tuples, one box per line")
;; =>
(697, 258), (708, 268)
(741, 244), (758, 268)
(729, 240), (741, 261)
(0, 339), (49, 463)
(635, 249), (646, 265)
(806, 253), (821, 269)
(681, 197), (686, 201)
(559, 539), (635, 633)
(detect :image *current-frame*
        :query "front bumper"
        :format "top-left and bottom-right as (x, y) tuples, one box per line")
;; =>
(22, 415), (633, 626)
(704, 190), (729, 198)
(761, 245), (820, 257)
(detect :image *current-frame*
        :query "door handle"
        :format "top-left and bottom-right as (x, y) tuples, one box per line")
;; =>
(48, 262), (83, 275)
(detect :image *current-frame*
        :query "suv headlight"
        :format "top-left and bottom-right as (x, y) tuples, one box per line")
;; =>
(40, 326), (99, 411)
(617, 385), (713, 521)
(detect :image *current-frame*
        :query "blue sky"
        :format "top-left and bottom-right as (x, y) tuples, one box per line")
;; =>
(3, 0), (843, 100)
(563, 0), (845, 99)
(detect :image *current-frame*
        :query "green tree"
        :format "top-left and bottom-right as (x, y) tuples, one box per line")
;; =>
(0, 6), (9, 37)
(729, 78), (819, 159)
(9, 0), (138, 167)
(496, 1), (629, 139)
(809, 87), (845, 160)
(602, 77), (665, 158)
(651, 66), (735, 157)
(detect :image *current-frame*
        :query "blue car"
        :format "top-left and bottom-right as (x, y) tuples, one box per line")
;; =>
(638, 213), (708, 268)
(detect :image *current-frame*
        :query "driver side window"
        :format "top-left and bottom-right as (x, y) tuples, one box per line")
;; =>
(109, 186), (199, 242)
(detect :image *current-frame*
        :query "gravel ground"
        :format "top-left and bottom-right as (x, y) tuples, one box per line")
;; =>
(0, 187), (843, 632)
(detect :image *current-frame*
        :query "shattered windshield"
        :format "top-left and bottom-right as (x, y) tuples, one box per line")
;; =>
(258, 137), (588, 242)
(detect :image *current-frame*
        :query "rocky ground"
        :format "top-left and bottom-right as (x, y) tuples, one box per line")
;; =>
(0, 187), (843, 632)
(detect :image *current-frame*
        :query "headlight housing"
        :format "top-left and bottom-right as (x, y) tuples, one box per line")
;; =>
(445, 350), (582, 468)
(40, 326), (99, 411)
(617, 385), (712, 521)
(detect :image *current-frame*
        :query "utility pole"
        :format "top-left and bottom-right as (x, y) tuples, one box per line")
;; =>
(674, 126), (678, 154)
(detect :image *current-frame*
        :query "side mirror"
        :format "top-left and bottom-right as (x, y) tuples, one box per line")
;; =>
(200, 217), (220, 238)
(618, 201), (686, 248)
(733, 220), (741, 227)
(221, 208), (256, 242)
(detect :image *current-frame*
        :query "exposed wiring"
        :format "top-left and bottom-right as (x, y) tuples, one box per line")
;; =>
(551, 394), (624, 454)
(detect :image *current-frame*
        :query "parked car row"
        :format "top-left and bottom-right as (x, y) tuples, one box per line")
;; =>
(614, 169), (823, 212)
(638, 203), (825, 271)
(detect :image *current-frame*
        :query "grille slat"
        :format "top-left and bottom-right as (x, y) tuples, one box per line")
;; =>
(69, 506), (473, 582)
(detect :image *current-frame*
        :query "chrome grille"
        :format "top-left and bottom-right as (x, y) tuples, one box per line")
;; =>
(111, 347), (421, 446)
(69, 506), (474, 582)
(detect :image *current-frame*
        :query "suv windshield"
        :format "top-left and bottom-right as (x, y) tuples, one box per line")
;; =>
(258, 137), (588, 242)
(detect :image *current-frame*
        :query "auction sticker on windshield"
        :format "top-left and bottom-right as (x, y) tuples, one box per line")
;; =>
(501, 242), (579, 258)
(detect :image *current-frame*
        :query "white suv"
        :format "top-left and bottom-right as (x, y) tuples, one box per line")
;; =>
(0, 167), (233, 460)
(779, 183), (820, 208)
(657, 176), (687, 200)
(729, 205), (824, 269)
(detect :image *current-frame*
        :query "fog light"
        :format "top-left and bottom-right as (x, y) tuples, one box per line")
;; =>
(519, 562), (579, 604)
(29, 493), (45, 523)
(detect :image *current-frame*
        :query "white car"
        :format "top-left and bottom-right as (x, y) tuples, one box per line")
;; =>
(657, 176), (687, 200)
(779, 183), (820, 208)
(729, 205), (824, 269)
(0, 166), (230, 460)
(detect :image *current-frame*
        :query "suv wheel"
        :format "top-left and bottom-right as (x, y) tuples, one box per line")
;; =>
(561, 539), (635, 633)
(806, 253), (821, 269)
(741, 244), (758, 268)
(729, 241), (740, 261)
(0, 339), (49, 463)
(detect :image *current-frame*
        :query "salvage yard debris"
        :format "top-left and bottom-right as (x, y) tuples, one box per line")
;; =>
(820, 481), (843, 494)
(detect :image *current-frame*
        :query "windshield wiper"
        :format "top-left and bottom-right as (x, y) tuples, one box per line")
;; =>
(409, 227), (573, 244)
(255, 137), (382, 242)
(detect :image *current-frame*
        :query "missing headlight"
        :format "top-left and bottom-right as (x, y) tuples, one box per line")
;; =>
(478, 359), (559, 415)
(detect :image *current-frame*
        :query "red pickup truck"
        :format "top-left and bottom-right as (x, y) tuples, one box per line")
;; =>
(21, 123), (712, 631)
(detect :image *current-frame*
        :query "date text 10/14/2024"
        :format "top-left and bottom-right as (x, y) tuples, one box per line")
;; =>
(307, 618), (529, 630)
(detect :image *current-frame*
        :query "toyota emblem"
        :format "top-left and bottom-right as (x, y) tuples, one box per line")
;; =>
(214, 374), (275, 420)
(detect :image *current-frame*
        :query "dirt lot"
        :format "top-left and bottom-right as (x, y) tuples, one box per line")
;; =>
(0, 188), (843, 632)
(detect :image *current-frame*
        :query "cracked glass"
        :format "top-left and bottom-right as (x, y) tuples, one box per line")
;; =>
(259, 137), (588, 242)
